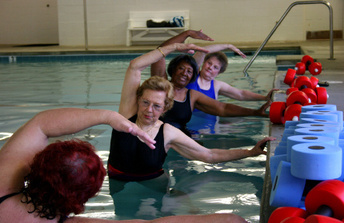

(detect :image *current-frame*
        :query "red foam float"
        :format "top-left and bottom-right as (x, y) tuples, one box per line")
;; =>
(305, 180), (344, 220)
(294, 76), (313, 90)
(309, 62), (322, 75)
(270, 101), (286, 124)
(268, 207), (308, 223)
(302, 55), (314, 69)
(286, 87), (299, 95)
(284, 104), (302, 122)
(284, 69), (296, 86)
(302, 88), (318, 103)
(310, 76), (319, 89)
(315, 87), (328, 104)
(295, 62), (306, 75)
(286, 91), (309, 106)
(304, 215), (343, 223)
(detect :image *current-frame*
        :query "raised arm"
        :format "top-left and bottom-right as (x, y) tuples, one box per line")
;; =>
(164, 124), (274, 163)
(151, 30), (214, 78)
(120, 43), (209, 118)
(190, 90), (271, 118)
(0, 108), (156, 189)
(193, 43), (246, 68)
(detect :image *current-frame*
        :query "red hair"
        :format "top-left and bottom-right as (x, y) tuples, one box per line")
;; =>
(23, 139), (106, 220)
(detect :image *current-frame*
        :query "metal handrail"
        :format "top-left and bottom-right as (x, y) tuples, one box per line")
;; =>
(243, 1), (334, 74)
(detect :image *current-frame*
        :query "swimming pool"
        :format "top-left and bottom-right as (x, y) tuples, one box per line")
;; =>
(0, 52), (280, 222)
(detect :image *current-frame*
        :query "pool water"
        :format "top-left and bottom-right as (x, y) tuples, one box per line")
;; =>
(0, 54), (277, 223)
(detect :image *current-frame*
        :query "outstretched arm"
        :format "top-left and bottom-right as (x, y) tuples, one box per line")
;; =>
(217, 81), (279, 101)
(151, 30), (213, 79)
(0, 108), (156, 190)
(190, 90), (271, 118)
(193, 43), (246, 68)
(164, 124), (274, 163)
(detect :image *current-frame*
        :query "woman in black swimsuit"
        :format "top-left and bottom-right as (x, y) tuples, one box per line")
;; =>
(149, 30), (272, 134)
(0, 108), (156, 223)
(0, 99), (250, 222)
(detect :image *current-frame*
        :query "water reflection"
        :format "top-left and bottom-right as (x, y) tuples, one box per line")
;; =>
(0, 55), (276, 222)
(109, 163), (264, 220)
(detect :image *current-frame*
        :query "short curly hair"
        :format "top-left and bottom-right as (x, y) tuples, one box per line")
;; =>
(167, 54), (199, 83)
(22, 139), (106, 220)
(204, 52), (228, 74)
(136, 76), (174, 112)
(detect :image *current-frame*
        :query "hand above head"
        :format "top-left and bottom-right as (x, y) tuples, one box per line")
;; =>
(227, 44), (246, 59)
(249, 136), (276, 156)
(187, 29), (214, 41)
(173, 43), (209, 54)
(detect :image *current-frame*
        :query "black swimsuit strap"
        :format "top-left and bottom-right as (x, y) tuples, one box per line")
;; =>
(0, 191), (22, 204)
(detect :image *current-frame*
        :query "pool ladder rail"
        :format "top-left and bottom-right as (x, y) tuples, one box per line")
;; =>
(243, 0), (334, 75)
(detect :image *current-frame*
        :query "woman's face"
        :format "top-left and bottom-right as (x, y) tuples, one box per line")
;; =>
(170, 61), (194, 88)
(200, 56), (222, 81)
(137, 89), (166, 125)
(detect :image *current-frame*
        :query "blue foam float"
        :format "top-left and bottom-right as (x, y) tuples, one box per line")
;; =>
(270, 161), (306, 207)
(286, 135), (335, 162)
(294, 127), (340, 146)
(291, 142), (342, 180)
(301, 104), (337, 112)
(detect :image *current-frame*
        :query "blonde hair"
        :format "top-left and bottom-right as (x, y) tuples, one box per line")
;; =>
(136, 76), (174, 111)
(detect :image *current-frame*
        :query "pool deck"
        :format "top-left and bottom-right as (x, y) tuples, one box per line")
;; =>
(1, 39), (344, 223)
(260, 39), (344, 223)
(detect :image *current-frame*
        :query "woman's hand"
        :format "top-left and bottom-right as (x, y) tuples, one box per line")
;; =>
(110, 112), (156, 149)
(254, 100), (272, 117)
(249, 136), (276, 156)
(265, 88), (279, 101)
(187, 29), (214, 41)
(173, 43), (209, 54)
(227, 44), (246, 59)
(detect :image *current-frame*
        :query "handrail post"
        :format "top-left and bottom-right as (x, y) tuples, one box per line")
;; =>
(243, 1), (334, 74)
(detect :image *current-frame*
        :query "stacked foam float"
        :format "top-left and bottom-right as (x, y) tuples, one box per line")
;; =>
(268, 55), (344, 222)
(268, 104), (344, 222)
(269, 55), (328, 125)
(269, 180), (344, 222)
(294, 55), (322, 76)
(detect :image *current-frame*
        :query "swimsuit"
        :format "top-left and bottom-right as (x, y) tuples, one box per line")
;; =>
(108, 115), (167, 181)
(162, 89), (192, 135)
(0, 191), (21, 204)
(186, 75), (218, 133)
(0, 191), (67, 222)
(186, 74), (216, 99)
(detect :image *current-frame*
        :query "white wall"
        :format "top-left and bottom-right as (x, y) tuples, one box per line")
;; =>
(0, 0), (58, 45)
(0, 0), (342, 46)
(57, 0), (344, 46)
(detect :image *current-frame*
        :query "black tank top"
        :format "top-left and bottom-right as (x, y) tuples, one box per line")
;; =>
(0, 191), (67, 222)
(108, 115), (166, 181)
(0, 191), (21, 204)
(162, 89), (192, 134)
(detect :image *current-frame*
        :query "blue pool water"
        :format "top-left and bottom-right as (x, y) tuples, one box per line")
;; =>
(0, 52), (281, 222)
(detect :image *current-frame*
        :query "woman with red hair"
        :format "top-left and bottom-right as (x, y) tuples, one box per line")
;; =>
(0, 108), (248, 222)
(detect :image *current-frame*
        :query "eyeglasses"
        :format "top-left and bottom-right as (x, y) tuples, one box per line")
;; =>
(139, 99), (164, 112)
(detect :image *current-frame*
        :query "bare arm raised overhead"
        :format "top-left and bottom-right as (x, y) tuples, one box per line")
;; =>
(119, 43), (209, 118)
(151, 30), (214, 79)
(193, 43), (246, 67)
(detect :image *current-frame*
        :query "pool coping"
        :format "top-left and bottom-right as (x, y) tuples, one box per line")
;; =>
(260, 46), (344, 223)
